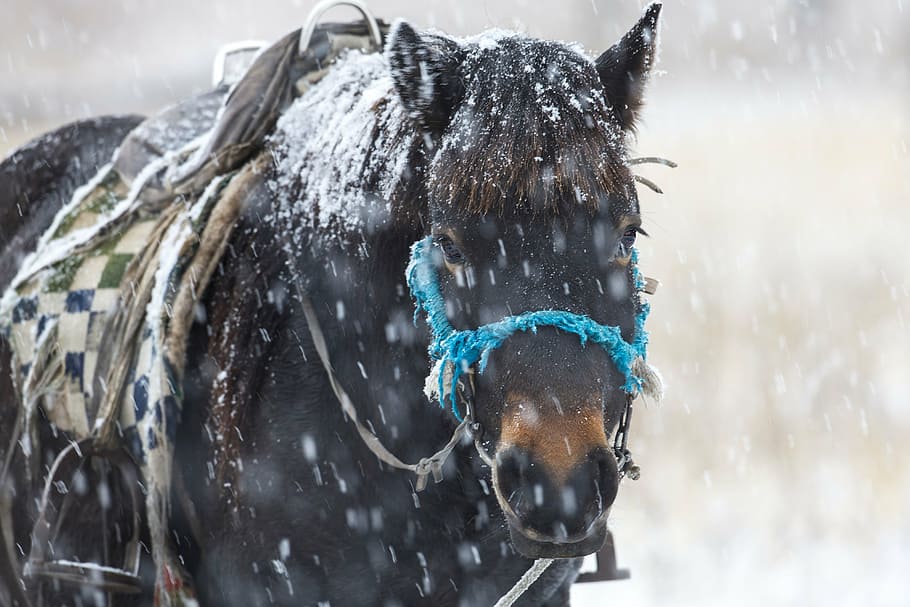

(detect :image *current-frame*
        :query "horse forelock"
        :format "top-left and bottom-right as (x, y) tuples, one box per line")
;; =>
(429, 35), (633, 218)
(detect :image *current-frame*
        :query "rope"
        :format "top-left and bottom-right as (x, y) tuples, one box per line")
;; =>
(298, 290), (471, 491)
(406, 236), (659, 420)
(493, 558), (554, 607)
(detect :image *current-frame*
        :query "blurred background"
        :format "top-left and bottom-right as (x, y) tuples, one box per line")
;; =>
(2, 1), (908, 605)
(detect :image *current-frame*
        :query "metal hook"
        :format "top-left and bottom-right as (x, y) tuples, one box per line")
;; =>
(299, 0), (384, 57)
(613, 395), (640, 480)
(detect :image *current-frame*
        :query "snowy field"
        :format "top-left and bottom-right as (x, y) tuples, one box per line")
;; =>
(572, 82), (910, 606)
(2, 1), (909, 605)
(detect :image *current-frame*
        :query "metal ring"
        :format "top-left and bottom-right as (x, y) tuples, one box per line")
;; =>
(24, 440), (144, 594)
(298, 0), (384, 57)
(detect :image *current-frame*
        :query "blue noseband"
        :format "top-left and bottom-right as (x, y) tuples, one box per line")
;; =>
(406, 236), (651, 421)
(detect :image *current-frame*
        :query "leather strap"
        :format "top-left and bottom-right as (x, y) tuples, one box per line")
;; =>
(299, 292), (470, 491)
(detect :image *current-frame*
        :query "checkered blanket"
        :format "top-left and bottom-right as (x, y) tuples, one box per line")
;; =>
(0, 145), (254, 602)
(3, 167), (162, 445)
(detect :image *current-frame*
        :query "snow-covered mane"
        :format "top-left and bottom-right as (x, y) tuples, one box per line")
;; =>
(267, 50), (419, 244)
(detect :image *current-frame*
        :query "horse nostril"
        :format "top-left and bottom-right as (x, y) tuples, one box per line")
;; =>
(591, 447), (619, 511)
(495, 447), (534, 517)
(561, 448), (618, 532)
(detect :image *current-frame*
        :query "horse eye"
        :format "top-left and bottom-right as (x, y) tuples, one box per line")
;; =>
(433, 234), (466, 265)
(618, 228), (637, 256)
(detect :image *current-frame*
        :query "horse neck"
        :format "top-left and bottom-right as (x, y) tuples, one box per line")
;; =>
(296, 222), (456, 457)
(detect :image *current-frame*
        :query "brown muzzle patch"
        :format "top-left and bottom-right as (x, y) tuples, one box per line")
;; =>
(499, 392), (608, 483)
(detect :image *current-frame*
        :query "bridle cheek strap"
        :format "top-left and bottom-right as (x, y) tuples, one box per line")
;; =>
(298, 289), (489, 490)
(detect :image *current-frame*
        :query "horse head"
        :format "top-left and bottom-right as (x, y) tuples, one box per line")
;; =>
(388, 4), (662, 559)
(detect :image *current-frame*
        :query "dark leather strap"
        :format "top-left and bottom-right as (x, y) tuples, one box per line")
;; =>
(575, 530), (630, 583)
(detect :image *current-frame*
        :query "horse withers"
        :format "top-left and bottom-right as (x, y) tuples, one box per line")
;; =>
(0, 4), (665, 606)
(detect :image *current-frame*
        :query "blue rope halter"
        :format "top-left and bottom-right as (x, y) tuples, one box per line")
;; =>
(406, 236), (652, 421)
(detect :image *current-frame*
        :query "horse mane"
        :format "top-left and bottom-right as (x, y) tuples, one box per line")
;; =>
(267, 50), (422, 244)
(429, 34), (632, 217)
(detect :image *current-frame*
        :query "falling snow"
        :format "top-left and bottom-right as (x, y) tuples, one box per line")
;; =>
(1, 1), (909, 606)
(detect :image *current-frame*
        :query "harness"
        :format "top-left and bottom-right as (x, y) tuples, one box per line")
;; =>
(407, 236), (658, 413)
(300, 233), (662, 485)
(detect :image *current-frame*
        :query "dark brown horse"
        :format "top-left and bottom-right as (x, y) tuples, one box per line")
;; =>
(0, 4), (664, 605)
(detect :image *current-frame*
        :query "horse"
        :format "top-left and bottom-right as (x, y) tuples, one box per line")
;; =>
(0, 4), (665, 606)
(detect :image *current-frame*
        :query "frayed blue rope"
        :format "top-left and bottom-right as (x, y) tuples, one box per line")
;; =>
(406, 236), (651, 421)
(406, 237), (452, 357)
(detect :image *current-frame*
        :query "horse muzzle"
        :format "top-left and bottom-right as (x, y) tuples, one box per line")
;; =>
(506, 512), (609, 559)
(493, 444), (618, 558)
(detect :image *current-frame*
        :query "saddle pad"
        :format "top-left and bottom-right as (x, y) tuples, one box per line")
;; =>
(4, 169), (158, 438)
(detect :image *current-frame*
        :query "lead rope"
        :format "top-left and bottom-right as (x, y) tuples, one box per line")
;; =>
(493, 558), (555, 607)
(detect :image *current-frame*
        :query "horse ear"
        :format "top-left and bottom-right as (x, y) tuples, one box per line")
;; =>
(386, 20), (466, 133)
(595, 2), (662, 132)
